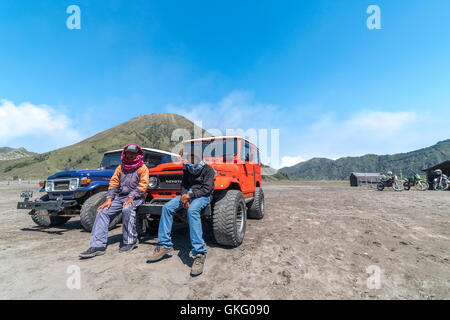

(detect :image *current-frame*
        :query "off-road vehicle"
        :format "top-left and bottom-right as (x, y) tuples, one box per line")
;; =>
(17, 148), (180, 231)
(135, 136), (265, 247)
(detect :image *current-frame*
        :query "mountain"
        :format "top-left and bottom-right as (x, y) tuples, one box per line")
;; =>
(261, 164), (290, 182)
(0, 147), (36, 161)
(0, 147), (15, 154)
(280, 139), (450, 180)
(0, 113), (210, 179)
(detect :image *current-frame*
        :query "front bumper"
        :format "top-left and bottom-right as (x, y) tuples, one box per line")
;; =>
(17, 198), (79, 212)
(137, 198), (211, 217)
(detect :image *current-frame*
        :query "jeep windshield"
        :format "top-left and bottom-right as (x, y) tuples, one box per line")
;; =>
(99, 152), (122, 169)
(182, 138), (238, 162)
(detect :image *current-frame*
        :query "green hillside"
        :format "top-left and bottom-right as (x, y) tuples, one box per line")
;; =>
(0, 113), (210, 180)
(280, 139), (450, 180)
(261, 164), (290, 182)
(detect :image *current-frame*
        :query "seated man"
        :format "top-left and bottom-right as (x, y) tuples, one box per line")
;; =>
(79, 144), (149, 258)
(147, 151), (215, 276)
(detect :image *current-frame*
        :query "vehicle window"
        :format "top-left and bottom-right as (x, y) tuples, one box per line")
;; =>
(257, 149), (261, 165)
(182, 138), (238, 160)
(99, 152), (122, 169)
(144, 152), (163, 169)
(249, 146), (256, 163)
(241, 141), (250, 162)
(163, 154), (180, 163)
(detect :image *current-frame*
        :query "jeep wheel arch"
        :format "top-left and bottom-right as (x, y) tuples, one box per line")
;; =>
(214, 177), (241, 191)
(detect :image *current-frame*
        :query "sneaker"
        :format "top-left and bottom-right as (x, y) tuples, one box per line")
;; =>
(119, 243), (137, 253)
(147, 245), (172, 263)
(79, 247), (106, 259)
(191, 253), (206, 276)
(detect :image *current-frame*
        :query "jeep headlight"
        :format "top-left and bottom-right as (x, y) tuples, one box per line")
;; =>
(69, 178), (79, 191)
(45, 181), (54, 192)
(148, 176), (158, 189)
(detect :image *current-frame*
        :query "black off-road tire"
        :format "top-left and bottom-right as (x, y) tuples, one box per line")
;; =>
(80, 191), (121, 232)
(31, 210), (71, 227)
(247, 187), (265, 219)
(29, 194), (71, 227)
(377, 182), (385, 191)
(212, 190), (247, 247)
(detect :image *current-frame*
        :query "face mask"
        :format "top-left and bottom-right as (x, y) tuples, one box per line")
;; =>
(184, 160), (206, 175)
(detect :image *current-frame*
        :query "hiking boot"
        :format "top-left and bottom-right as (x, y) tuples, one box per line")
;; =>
(119, 242), (137, 253)
(79, 247), (106, 259)
(146, 245), (172, 263)
(191, 253), (206, 276)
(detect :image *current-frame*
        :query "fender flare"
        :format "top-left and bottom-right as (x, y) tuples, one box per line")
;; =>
(214, 176), (240, 191)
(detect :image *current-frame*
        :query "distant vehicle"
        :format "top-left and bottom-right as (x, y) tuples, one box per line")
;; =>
(377, 173), (403, 191)
(17, 148), (180, 230)
(403, 173), (429, 191)
(432, 169), (449, 190)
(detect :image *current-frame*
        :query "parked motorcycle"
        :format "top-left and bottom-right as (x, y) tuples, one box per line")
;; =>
(377, 174), (404, 191)
(432, 169), (449, 190)
(403, 173), (429, 191)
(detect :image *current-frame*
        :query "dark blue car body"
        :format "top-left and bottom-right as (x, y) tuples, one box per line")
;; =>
(17, 148), (180, 216)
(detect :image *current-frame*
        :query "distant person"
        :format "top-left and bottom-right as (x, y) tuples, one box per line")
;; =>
(147, 150), (215, 276)
(79, 144), (149, 258)
(386, 171), (394, 181)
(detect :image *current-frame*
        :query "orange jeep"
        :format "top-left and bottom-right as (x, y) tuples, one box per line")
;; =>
(136, 136), (264, 247)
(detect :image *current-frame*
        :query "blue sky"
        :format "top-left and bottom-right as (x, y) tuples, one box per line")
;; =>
(1, 0), (449, 168)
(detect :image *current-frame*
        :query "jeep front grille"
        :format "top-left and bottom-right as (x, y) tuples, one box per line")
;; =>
(53, 180), (70, 191)
(158, 174), (182, 190)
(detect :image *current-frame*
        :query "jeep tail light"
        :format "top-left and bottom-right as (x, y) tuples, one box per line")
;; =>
(39, 180), (45, 188)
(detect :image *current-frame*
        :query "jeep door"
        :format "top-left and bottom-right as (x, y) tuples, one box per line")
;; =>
(249, 145), (261, 187)
(238, 140), (254, 195)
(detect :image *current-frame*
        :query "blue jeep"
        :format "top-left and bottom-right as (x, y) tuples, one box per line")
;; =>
(17, 148), (180, 231)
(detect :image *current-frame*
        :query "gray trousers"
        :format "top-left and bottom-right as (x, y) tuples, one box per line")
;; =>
(89, 195), (144, 248)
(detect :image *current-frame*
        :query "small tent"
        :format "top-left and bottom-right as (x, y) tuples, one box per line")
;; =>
(349, 172), (382, 187)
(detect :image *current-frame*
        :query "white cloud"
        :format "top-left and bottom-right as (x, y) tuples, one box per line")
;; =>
(0, 99), (82, 152)
(166, 91), (283, 168)
(166, 90), (278, 131)
(298, 109), (449, 159)
(280, 155), (306, 168)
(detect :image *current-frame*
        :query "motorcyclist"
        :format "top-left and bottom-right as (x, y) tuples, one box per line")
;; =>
(386, 171), (394, 182)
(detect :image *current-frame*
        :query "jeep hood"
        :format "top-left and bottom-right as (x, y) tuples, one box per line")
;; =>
(149, 162), (184, 173)
(47, 169), (115, 180)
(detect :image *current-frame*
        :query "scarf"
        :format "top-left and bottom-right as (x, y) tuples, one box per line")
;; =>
(121, 144), (144, 171)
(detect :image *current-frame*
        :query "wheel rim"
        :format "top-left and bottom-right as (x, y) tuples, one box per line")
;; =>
(417, 181), (426, 191)
(236, 202), (245, 234)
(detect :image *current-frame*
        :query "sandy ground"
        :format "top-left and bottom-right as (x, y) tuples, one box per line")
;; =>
(0, 180), (448, 300)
